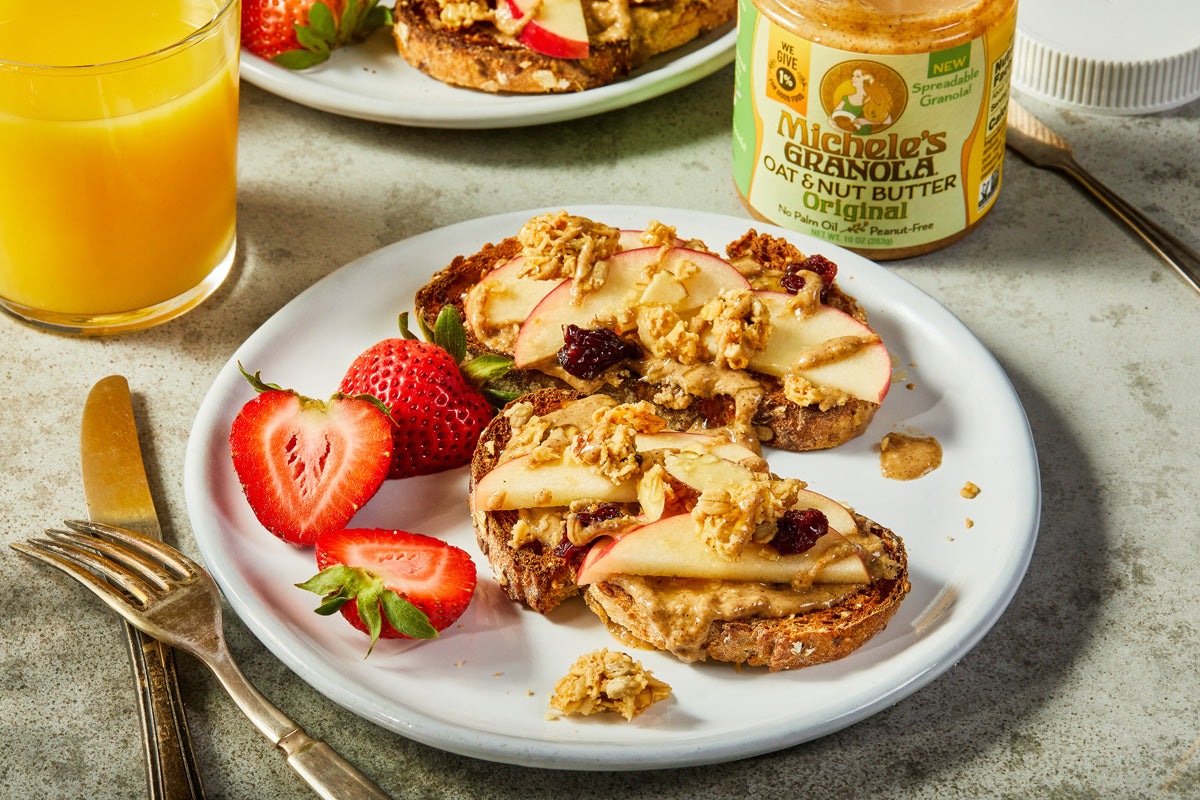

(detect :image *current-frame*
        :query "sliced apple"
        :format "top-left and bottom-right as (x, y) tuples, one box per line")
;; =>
(471, 453), (636, 512)
(662, 451), (754, 494)
(656, 454), (858, 537)
(464, 256), (563, 337)
(514, 247), (750, 368)
(502, 0), (589, 59)
(634, 431), (760, 465)
(576, 514), (869, 586)
(749, 291), (891, 404)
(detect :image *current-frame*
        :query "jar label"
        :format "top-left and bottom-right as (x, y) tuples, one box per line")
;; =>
(732, 0), (1016, 253)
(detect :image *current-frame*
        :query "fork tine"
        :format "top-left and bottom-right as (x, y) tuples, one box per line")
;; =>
(11, 538), (153, 609)
(64, 520), (195, 579)
(44, 528), (172, 592)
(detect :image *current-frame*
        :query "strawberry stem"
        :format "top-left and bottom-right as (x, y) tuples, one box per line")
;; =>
(297, 565), (438, 656)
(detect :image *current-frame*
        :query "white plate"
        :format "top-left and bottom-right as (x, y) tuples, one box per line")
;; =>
(239, 25), (735, 128)
(184, 205), (1040, 770)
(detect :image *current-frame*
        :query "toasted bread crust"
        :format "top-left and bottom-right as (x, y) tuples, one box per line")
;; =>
(583, 519), (909, 671)
(469, 388), (588, 613)
(391, 0), (734, 94)
(393, 0), (630, 93)
(469, 388), (909, 669)
(415, 233), (881, 452)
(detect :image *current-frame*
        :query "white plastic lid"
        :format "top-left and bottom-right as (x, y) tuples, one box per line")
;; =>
(1012, 0), (1200, 114)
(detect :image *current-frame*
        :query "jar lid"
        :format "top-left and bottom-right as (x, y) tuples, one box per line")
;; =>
(1012, 0), (1200, 114)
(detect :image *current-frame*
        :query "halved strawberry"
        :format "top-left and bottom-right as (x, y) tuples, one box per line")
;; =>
(229, 366), (392, 545)
(298, 528), (478, 653)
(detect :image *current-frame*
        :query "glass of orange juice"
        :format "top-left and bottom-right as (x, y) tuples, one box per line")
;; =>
(0, 0), (239, 334)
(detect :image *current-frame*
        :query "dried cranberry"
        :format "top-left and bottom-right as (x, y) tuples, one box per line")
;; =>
(781, 254), (838, 302)
(574, 502), (622, 529)
(554, 503), (623, 560)
(556, 325), (640, 380)
(772, 508), (829, 555)
(553, 539), (585, 560)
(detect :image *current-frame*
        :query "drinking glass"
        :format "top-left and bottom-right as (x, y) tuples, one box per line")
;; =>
(0, 0), (240, 334)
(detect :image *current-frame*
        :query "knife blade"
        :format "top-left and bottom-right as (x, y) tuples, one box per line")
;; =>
(1006, 99), (1200, 297)
(81, 375), (205, 800)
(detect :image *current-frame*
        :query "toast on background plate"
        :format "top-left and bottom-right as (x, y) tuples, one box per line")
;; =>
(392, 0), (735, 93)
(468, 388), (910, 671)
(414, 210), (892, 453)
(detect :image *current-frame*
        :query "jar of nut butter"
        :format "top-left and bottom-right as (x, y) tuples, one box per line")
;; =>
(732, 0), (1018, 259)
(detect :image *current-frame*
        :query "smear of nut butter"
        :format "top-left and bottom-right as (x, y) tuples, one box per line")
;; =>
(879, 430), (942, 480)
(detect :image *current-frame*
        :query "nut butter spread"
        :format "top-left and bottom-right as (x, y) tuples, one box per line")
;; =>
(879, 430), (942, 480)
(606, 576), (859, 662)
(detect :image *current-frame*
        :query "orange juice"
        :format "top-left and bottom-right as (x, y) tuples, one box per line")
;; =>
(0, 0), (239, 331)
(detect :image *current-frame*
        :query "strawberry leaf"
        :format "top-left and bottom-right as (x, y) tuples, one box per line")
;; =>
(432, 307), (467, 364)
(238, 362), (286, 393)
(482, 387), (522, 408)
(462, 353), (512, 383)
(341, 0), (362, 40)
(363, 3), (393, 29)
(296, 564), (357, 594)
(297, 564), (438, 656)
(272, 48), (332, 69)
(305, 1), (339, 41)
(396, 312), (422, 341)
(379, 590), (438, 639)
(294, 24), (333, 54)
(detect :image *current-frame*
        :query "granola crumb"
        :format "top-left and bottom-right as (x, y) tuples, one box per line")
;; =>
(960, 481), (981, 499)
(548, 650), (672, 721)
(965, 518), (975, 529)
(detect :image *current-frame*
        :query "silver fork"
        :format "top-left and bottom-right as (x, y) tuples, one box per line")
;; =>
(11, 521), (393, 800)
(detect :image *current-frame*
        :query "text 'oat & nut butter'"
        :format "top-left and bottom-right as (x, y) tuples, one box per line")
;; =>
(732, 0), (1018, 259)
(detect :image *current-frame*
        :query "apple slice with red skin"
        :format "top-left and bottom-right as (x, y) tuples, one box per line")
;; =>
(514, 247), (751, 368)
(501, 0), (589, 59)
(464, 256), (563, 335)
(466, 232), (688, 338)
(749, 291), (892, 404)
(470, 452), (637, 512)
(575, 512), (869, 586)
(634, 431), (760, 465)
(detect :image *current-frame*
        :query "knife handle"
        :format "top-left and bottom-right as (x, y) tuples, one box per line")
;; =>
(124, 622), (206, 800)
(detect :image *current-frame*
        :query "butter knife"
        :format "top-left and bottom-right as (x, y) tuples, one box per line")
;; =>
(1005, 98), (1200, 297)
(81, 376), (205, 800)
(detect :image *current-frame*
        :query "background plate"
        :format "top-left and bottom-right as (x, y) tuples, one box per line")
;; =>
(184, 205), (1040, 770)
(239, 26), (735, 128)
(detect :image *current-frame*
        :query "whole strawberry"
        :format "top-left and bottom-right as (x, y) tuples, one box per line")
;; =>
(241, 0), (393, 69)
(298, 528), (478, 654)
(229, 366), (393, 545)
(339, 308), (515, 479)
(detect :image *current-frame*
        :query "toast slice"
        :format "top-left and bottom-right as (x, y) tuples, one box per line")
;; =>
(415, 212), (889, 453)
(468, 388), (910, 670)
(392, 0), (735, 94)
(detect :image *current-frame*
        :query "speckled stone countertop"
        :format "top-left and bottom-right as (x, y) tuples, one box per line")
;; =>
(2, 65), (1199, 799)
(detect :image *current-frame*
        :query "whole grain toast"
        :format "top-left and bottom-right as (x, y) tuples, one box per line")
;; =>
(583, 517), (909, 671)
(468, 387), (910, 670)
(470, 388), (590, 613)
(392, 0), (734, 94)
(414, 226), (882, 452)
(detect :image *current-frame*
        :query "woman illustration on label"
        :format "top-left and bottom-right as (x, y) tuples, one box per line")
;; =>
(829, 68), (894, 135)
